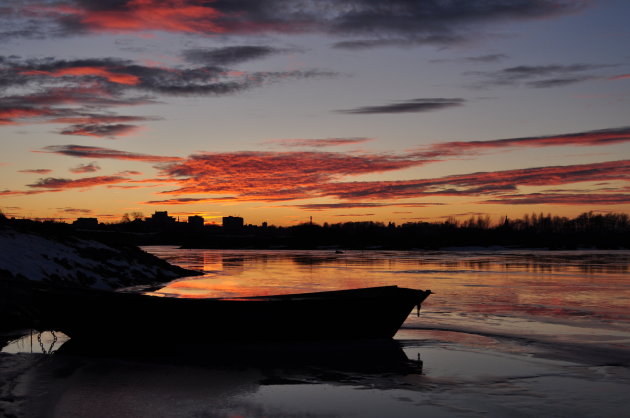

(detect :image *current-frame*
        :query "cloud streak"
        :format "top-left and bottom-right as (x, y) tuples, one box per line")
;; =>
(336, 98), (465, 115)
(37, 145), (181, 162)
(182, 46), (292, 66)
(413, 126), (630, 159)
(69, 162), (100, 174)
(265, 137), (373, 148)
(482, 193), (630, 205)
(18, 169), (52, 174)
(466, 63), (612, 88)
(59, 123), (141, 138)
(321, 160), (630, 200)
(27, 176), (130, 190)
(284, 202), (444, 211)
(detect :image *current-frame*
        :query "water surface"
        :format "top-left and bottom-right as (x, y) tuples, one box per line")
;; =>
(3, 248), (629, 417)
(146, 247), (630, 354)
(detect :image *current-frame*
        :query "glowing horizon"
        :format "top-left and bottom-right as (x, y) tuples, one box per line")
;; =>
(1, 1), (629, 226)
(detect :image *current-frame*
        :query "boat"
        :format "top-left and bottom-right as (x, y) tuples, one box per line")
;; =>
(4, 278), (431, 342)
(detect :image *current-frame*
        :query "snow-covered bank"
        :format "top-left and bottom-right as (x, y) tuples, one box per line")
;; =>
(0, 219), (199, 291)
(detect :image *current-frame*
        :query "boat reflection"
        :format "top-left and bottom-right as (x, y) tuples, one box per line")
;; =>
(55, 337), (424, 375)
(2, 335), (426, 418)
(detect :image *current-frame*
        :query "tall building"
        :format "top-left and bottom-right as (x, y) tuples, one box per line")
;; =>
(222, 216), (244, 230)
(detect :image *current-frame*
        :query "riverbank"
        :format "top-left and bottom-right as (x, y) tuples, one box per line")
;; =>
(0, 219), (201, 334)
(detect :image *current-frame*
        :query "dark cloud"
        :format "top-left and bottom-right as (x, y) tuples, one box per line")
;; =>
(56, 207), (93, 214)
(27, 176), (129, 189)
(3, 1), (590, 49)
(18, 169), (52, 174)
(1, 87), (158, 108)
(264, 137), (373, 148)
(37, 145), (181, 162)
(182, 46), (289, 66)
(4, 55), (333, 98)
(60, 123), (140, 138)
(430, 54), (509, 64)
(467, 63), (612, 88)
(525, 76), (594, 88)
(1, 56), (332, 136)
(69, 162), (100, 174)
(336, 98), (465, 115)
(331, 34), (464, 50)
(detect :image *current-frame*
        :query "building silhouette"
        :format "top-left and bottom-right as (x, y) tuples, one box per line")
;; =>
(188, 215), (204, 229)
(222, 216), (244, 231)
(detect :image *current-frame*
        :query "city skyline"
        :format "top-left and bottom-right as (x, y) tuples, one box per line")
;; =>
(1, 0), (629, 225)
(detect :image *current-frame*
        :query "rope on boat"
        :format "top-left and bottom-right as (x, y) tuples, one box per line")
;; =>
(37, 331), (58, 354)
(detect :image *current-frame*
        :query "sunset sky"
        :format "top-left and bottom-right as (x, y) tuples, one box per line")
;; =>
(1, 0), (629, 226)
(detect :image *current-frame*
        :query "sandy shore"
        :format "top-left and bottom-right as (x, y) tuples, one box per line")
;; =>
(2, 329), (629, 418)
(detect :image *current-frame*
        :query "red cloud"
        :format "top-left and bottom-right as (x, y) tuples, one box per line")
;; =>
(36, 145), (181, 162)
(414, 126), (630, 159)
(608, 74), (630, 80)
(43, 0), (225, 34)
(0, 107), (55, 125)
(159, 151), (424, 200)
(321, 160), (630, 200)
(3, 87), (156, 107)
(21, 67), (140, 85)
(483, 193), (630, 205)
(0, 189), (60, 196)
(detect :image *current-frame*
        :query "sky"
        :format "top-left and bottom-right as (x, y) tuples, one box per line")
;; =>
(1, 0), (629, 226)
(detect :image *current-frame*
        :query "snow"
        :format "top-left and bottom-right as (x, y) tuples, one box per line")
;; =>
(0, 225), (187, 290)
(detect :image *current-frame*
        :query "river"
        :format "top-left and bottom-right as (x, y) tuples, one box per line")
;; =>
(3, 247), (630, 417)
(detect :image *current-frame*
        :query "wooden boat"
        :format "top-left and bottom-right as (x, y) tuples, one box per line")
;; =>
(5, 279), (431, 342)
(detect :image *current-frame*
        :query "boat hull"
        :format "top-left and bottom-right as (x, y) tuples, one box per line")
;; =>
(5, 280), (431, 342)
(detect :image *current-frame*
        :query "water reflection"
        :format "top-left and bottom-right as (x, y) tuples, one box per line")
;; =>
(143, 247), (630, 353)
(0, 336), (429, 418)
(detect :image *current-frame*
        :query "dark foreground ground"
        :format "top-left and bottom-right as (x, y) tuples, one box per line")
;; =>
(2, 328), (629, 418)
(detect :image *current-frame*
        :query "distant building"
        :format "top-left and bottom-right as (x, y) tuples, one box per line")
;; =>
(149, 211), (175, 224)
(73, 217), (99, 229)
(188, 215), (204, 229)
(222, 216), (244, 231)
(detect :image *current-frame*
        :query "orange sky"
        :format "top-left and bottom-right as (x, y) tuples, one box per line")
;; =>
(1, 0), (629, 225)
